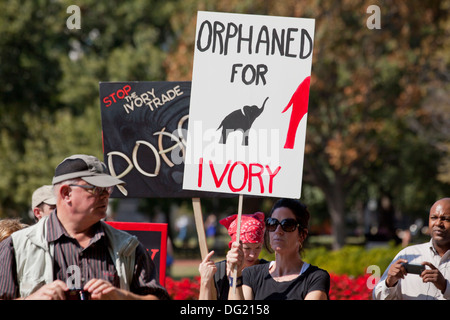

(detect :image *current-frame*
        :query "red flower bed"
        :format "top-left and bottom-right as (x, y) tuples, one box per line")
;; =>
(329, 273), (373, 300)
(165, 276), (201, 300)
(165, 273), (373, 300)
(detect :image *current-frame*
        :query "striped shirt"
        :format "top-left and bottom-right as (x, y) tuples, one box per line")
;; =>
(0, 211), (169, 299)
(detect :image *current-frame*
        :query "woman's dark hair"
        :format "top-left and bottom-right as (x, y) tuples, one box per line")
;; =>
(264, 198), (310, 253)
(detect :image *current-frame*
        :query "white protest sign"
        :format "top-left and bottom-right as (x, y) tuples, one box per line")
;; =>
(183, 11), (315, 199)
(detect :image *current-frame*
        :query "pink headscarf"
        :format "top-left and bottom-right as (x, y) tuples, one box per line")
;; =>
(220, 212), (265, 248)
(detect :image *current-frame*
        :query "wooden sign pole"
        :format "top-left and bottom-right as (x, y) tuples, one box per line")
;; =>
(192, 197), (218, 300)
(192, 197), (208, 260)
(232, 194), (244, 293)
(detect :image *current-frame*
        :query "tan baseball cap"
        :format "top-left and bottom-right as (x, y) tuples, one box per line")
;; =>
(52, 154), (125, 187)
(31, 185), (57, 209)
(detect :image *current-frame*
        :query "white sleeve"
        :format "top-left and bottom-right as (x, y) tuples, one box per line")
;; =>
(372, 252), (405, 300)
(443, 279), (450, 300)
(373, 278), (402, 300)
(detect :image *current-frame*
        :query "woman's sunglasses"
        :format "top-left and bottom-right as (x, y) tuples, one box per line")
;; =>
(265, 217), (301, 232)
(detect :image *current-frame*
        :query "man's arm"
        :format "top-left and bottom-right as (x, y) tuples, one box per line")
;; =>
(84, 278), (160, 300)
(0, 237), (19, 299)
(130, 243), (170, 300)
(24, 280), (68, 300)
(373, 258), (407, 300)
(421, 262), (448, 297)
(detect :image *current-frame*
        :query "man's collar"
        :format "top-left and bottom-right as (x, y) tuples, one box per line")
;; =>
(46, 210), (66, 242)
(429, 238), (450, 259)
(46, 209), (105, 244)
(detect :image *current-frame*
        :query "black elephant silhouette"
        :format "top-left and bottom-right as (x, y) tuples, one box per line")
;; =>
(217, 97), (268, 146)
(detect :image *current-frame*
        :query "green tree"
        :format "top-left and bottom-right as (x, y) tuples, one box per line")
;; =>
(0, 0), (179, 218)
(165, 0), (450, 248)
(303, 0), (449, 248)
(0, 0), (68, 217)
(0, 0), (448, 243)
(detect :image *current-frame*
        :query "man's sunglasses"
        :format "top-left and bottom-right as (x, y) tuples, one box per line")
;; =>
(265, 217), (301, 232)
(69, 184), (114, 196)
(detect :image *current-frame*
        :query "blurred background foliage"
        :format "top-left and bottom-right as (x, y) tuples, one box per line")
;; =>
(0, 0), (448, 249)
(260, 243), (401, 277)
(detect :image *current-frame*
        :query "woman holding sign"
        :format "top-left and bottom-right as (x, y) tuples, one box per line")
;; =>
(198, 212), (267, 300)
(229, 199), (330, 300)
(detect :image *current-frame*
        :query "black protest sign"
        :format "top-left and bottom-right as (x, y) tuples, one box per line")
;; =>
(100, 81), (218, 198)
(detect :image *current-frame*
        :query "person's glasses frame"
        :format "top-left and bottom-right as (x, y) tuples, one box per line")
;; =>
(69, 184), (114, 196)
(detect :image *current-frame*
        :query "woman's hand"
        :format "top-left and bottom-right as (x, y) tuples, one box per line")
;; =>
(199, 250), (217, 283)
(226, 241), (244, 277)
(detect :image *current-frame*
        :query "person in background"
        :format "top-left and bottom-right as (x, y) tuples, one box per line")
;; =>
(198, 212), (267, 300)
(373, 197), (450, 300)
(0, 154), (169, 300)
(0, 219), (28, 242)
(31, 185), (56, 222)
(228, 198), (330, 300)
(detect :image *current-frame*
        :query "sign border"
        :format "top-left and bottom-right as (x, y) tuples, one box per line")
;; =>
(105, 221), (168, 286)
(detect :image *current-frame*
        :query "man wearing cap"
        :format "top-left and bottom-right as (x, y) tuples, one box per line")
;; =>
(0, 154), (169, 300)
(31, 185), (56, 221)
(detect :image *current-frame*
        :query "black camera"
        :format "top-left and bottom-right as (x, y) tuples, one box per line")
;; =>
(65, 289), (90, 300)
(401, 262), (426, 275)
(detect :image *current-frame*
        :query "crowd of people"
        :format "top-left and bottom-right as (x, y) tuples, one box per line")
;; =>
(0, 154), (168, 300)
(199, 197), (450, 300)
(0, 153), (449, 300)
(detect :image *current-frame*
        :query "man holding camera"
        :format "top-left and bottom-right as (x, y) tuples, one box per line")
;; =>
(0, 154), (169, 300)
(373, 198), (450, 300)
